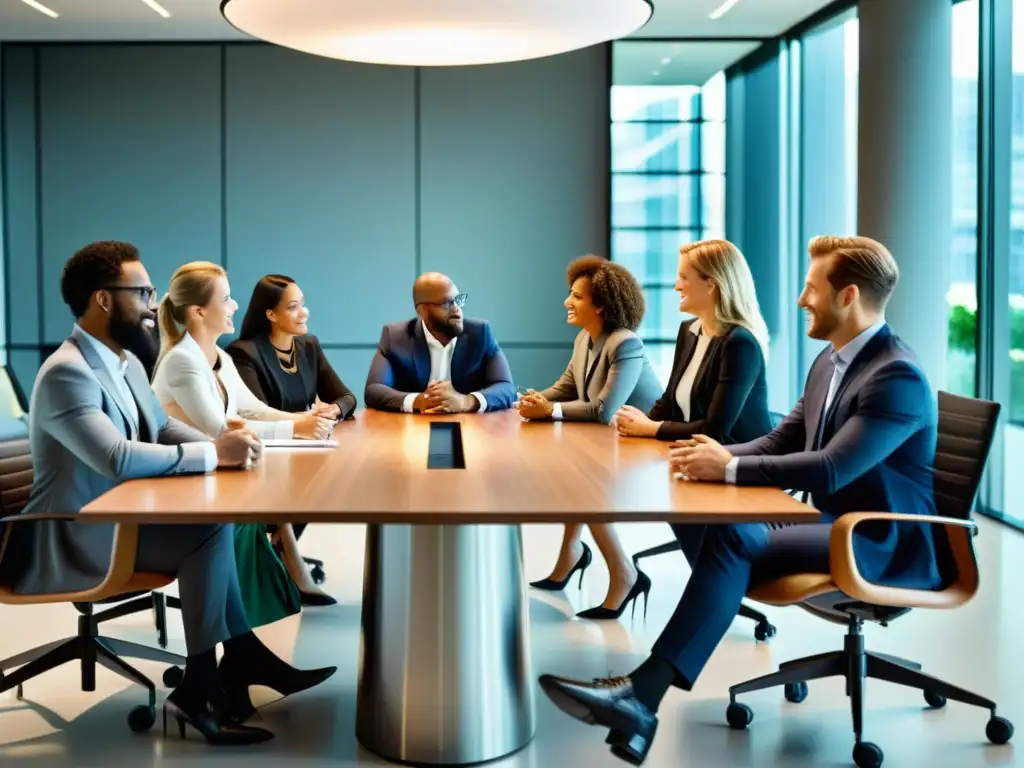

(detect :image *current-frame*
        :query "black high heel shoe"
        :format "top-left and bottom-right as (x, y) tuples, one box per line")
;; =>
(162, 689), (274, 745)
(530, 542), (593, 591)
(576, 568), (652, 621)
(219, 652), (337, 722)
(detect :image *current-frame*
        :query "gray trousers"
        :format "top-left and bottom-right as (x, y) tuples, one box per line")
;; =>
(134, 523), (251, 655)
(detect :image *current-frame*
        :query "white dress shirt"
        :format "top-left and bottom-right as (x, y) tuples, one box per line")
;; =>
(402, 322), (488, 413)
(76, 325), (216, 472)
(675, 321), (712, 421)
(724, 319), (887, 485)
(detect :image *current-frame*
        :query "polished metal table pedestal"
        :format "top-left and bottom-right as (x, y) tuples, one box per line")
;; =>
(356, 524), (536, 766)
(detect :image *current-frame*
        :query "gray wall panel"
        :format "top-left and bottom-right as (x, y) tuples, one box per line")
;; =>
(320, 347), (376, 408)
(37, 46), (222, 343)
(224, 46), (416, 346)
(2, 47), (39, 346)
(419, 46), (608, 345)
(500, 347), (574, 393)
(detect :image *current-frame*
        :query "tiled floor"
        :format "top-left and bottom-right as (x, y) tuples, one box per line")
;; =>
(0, 518), (1020, 767)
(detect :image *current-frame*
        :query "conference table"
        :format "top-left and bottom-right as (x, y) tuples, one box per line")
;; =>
(82, 409), (815, 766)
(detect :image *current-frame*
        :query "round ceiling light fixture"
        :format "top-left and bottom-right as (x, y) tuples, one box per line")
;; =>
(220, 0), (654, 67)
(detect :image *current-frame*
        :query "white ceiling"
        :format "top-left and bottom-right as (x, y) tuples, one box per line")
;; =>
(0, 0), (841, 44)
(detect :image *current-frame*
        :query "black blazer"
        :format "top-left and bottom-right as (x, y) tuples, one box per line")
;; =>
(226, 335), (357, 420)
(647, 319), (772, 444)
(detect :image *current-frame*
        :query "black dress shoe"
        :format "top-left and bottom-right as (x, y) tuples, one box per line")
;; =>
(538, 674), (657, 765)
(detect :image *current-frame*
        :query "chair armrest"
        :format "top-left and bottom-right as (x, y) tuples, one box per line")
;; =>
(830, 512), (979, 610)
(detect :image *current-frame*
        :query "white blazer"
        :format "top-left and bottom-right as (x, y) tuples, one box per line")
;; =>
(151, 332), (296, 440)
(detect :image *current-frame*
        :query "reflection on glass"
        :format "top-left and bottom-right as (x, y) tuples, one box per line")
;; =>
(612, 175), (695, 228)
(612, 228), (699, 286)
(611, 85), (699, 122)
(612, 123), (696, 172)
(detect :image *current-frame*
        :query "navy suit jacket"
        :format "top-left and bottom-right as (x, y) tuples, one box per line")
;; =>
(730, 325), (943, 590)
(364, 318), (516, 412)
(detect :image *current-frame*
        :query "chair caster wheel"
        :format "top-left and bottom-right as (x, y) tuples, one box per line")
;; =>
(726, 702), (753, 729)
(162, 666), (184, 688)
(310, 565), (326, 585)
(784, 682), (808, 703)
(128, 704), (156, 732)
(986, 716), (1014, 745)
(924, 690), (946, 709)
(754, 622), (776, 642)
(853, 741), (884, 768)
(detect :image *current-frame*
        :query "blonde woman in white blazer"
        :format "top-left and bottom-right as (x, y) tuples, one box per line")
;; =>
(152, 261), (337, 611)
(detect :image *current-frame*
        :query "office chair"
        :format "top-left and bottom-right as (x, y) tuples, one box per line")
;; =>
(0, 365), (184, 651)
(630, 411), (790, 642)
(724, 392), (1014, 768)
(0, 417), (187, 731)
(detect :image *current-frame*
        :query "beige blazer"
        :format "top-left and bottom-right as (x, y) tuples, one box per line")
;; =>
(540, 328), (661, 424)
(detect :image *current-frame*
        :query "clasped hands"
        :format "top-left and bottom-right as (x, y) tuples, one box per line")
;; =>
(414, 380), (478, 414)
(667, 434), (733, 482)
(610, 405), (661, 437)
(515, 389), (554, 420)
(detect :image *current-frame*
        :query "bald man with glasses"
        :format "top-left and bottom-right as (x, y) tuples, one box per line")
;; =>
(364, 272), (516, 413)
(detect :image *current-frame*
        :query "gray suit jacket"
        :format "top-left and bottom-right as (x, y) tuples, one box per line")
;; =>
(3, 331), (213, 595)
(540, 328), (661, 425)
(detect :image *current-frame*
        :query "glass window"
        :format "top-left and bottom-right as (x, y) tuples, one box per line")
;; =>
(611, 45), (727, 383)
(612, 123), (696, 172)
(797, 11), (860, 383)
(611, 174), (696, 229)
(949, 0), (980, 400)
(612, 229), (699, 286)
(1005, 0), (1024, 523)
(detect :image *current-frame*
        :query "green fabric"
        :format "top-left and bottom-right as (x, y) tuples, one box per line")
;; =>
(233, 522), (301, 628)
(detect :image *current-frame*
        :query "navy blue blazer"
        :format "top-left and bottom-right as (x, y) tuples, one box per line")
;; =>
(730, 325), (942, 590)
(364, 318), (516, 412)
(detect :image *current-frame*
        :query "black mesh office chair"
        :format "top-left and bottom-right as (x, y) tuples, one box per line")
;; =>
(725, 392), (1013, 767)
(631, 411), (789, 642)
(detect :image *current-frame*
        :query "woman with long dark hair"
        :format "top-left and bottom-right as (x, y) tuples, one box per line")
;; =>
(227, 275), (357, 599)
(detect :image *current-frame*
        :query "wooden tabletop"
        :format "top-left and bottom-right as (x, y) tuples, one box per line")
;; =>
(79, 410), (816, 525)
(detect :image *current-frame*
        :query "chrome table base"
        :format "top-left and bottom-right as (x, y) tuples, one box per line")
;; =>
(356, 524), (536, 765)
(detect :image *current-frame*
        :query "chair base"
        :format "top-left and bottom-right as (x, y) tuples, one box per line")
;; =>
(632, 540), (777, 641)
(303, 556), (326, 585)
(727, 615), (1012, 767)
(0, 596), (186, 733)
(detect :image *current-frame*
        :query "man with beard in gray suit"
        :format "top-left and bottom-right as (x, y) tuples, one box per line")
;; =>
(2, 241), (334, 745)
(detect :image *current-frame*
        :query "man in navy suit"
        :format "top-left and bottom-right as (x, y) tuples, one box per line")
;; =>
(365, 272), (515, 413)
(537, 236), (940, 765)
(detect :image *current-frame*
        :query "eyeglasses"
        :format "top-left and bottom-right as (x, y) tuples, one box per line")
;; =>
(103, 285), (157, 303)
(419, 293), (467, 311)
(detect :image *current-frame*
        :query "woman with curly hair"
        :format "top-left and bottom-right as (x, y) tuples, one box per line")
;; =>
(518, 254), (661, 620)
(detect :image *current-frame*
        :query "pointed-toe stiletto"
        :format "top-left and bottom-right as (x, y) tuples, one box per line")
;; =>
(530, 542), (593, 591)
(162, 690), (274, 745)
(219, 653), (337, 722)
(576, 568), (652, 621)
(299, 590), (338, 607)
